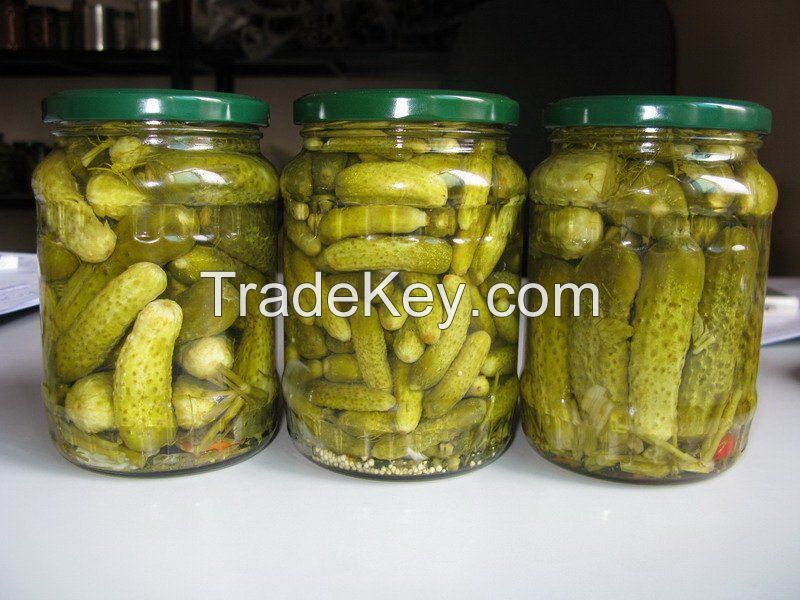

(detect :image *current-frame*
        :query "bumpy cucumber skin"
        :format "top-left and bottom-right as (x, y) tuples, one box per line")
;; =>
(33, 151), (117, 263)
(338, 410), (398, 435)
(318, 205), (427, 243)
(55, 262), (167, 382)
(307, 380), (395, 412)
(393, 319), (426, 364)
(522, 258), (579, 455)
(569, 239), (641, 407)
(351, 311), (393, 391)
(481, 345), (517, 378)
(410, 275), (471, 390)
(677, 226), (758, 438)
(324, 236), (452, 274)
(424, 331), (492, 418)
(114, 300), (182, 454)
(335, 162), (448, 207)
(629, 235), (705, 441)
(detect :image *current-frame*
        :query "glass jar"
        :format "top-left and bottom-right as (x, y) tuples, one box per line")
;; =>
(522, 95), (776, 482)
(35, 89), (280, 474)
(281, 89), (525, 478)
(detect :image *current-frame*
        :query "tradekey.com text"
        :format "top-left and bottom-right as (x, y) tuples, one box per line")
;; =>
(203, 271), (600, 327)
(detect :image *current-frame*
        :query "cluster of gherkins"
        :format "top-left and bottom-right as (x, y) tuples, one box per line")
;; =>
(34, 124), (280, 472)
(522, 127), (776, 480)
(280, 122), (525, 477)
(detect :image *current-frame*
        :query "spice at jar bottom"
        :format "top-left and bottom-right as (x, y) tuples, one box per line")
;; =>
(282, 89), (525, 479)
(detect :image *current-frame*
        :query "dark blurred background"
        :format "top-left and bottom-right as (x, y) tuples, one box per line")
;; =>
(1, 0), (798, 273)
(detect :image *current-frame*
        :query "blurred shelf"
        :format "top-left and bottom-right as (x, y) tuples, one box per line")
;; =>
(0, 49), (179, 77)
(207, 49), (449, 77)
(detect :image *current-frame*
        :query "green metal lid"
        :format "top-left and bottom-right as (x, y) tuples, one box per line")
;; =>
(294, 89), (519, 125)
(42, 89), (270, 126)
(543, 95), (771, 134)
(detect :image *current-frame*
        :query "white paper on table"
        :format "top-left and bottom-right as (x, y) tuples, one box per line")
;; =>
(0, 253), (39, 317)
(762, 277), (800, 345)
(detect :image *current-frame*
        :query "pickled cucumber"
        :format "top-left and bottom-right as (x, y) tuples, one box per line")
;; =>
(114, 299), (182, 454)
(523, 258), (579, 456)
(677, 226), (758, 438)
(629, 235), (704, 441)
(55, 262), (167, 382)
(33, 151), (117, 263)
(335, 162), (448, 207)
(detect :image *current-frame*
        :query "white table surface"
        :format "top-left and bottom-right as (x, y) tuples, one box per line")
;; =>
(1, 309), (799, 600)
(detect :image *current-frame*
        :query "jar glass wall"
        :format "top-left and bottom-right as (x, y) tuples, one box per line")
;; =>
(36, 90), (281, 474)
(281, 89), (525, 478)
(521, 96), (776, 482)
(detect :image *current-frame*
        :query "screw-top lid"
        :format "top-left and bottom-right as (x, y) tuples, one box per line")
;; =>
(543, 95), (771, 134)
(42, 89), (270, 126)
(293, 89), (519, 125)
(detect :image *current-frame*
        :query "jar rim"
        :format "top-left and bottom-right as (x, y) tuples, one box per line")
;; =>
(293, 89), (519, 126)
(543, 95), (771, 134)
(42, 89), (270, 127)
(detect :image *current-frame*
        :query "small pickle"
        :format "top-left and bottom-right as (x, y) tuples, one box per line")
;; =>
(629, 235), (705, 441)
(604, 163), (688, 238)
(114, 299), (182, 454)
(85, 171), (149, 220)
(530, 149), (620, 206)
(351, 310), (393, 391)
(318, 205), (427, 243)
(335, 162), (449, 207)
(33, 151), (117, 263)
(410, 275), (471, 390)
(324, 236), (452, 274)
(532, 206), (604, 260)
(175, 279), (239, 342)
(65, 372), (115, 434)
(307, 380), (396, 412)
(522, 258), (579, 458)
(55, 262), (167, 382)
(136, 150), (279, 205)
